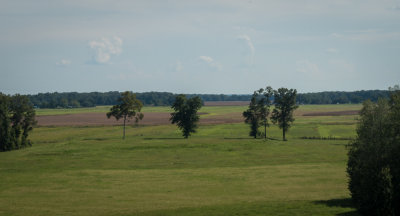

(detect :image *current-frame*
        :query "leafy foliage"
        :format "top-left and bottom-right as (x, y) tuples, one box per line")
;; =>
(25, 89), (393, 108)
(271, 88), (298, 141)
(106, 91), (143, 139)
(0, 93), (36, 151)
(243, 87), (273, 139)
(347, 89), (400, 216)
(170, 95), (202, 138)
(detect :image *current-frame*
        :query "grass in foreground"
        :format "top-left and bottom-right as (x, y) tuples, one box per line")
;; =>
(0, 117), (358, 215)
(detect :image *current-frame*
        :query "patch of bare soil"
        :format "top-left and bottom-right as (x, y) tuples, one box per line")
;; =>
(36, 112), (244, 126)
(204, 101), (249, 106)
(302, 110), (359, 116)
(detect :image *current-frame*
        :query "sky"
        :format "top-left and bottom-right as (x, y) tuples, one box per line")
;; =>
(1, 0), (400, 94)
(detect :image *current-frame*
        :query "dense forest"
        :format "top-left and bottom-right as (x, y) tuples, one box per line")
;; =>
(23, 90), (390, 108)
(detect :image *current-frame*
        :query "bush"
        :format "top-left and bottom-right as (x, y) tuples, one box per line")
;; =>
(347, 91), (400, 216)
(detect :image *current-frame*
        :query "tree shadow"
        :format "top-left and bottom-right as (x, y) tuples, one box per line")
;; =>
(223, 137), (254, 140)
(143, 137), (183, 140)
(314, 198), (359, 216)
(223, 137), (281, 141)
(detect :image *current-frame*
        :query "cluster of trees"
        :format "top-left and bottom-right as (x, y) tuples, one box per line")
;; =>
(27, 92), (249, 108)
(0, 94), (36, 152)
(27, 91), (176, 108)
(243, 86), (298, 141)
(107, 92), (202, 139)
(347, 88), (400, 215)
(297, 90), (390, 104)
(26, 90), (393, 109)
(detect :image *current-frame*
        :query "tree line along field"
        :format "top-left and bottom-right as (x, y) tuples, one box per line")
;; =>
(0, 104), (361, 216)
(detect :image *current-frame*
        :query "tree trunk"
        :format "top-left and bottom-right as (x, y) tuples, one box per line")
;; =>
(123, 116), (126, 140)
(264, 122), (267, 139)
(283, 128), (286, 141)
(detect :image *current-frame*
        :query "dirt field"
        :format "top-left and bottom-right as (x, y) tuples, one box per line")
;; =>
(36, 112), (244, 126)
(36, 109), (359, 127)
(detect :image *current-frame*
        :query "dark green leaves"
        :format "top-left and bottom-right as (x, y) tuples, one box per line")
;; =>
(271, 88), (298, 141)
(347, 89), (400, 215)
(243, 87), (273, 139)
(170, 95), (202, 138)
(0, 93), (36, 151)
(107, 91), (144, 139)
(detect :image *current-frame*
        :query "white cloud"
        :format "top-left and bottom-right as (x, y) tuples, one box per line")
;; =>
(237, 34), (255, 66)
(89, 36), (123, 64)
(56, 59), (71, 66)
(199, 56), (213, 63)
(237, 34), (255, 54)
(296, 60), (320, 77)
(198, 56), (222, 71)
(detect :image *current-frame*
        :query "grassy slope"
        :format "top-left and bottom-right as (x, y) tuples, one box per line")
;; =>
(0, 105), (360, 216)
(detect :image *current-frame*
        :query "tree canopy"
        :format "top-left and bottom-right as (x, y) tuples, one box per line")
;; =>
(106, 91), (144, 139)
(0, 93), (36, 151)
(243, 87), (273, 139)
(23, 90), (393, 109)
(271, 88), (298, 141)
(170, 95), (202, 138)
(347, 89), (400, 215)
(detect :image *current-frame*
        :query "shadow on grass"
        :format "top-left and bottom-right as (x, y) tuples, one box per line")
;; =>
(143, 137), (183, 140)
(223, 137), (281, 141)
(223, 137), (254, 140)
(314, 198), (359, 216)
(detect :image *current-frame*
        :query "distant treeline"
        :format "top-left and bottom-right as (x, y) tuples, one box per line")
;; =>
(296, 90), (389, 104)
(24, 90), (390, 108)
(26, 92), (251, 108)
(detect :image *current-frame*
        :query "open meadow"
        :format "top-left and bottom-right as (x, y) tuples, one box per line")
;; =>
(0, 104), (361, 216)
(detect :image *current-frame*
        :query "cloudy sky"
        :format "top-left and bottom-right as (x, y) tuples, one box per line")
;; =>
(1, 0), (399, 94)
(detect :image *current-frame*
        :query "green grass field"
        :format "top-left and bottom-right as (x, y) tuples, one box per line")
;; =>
(0, 105), (360, 215)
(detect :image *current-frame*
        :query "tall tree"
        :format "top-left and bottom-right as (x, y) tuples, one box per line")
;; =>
(347, 88), (400, 216)
(0, 93), (12, 151)
(107, 91), (144, 139)
(170, 95), (202, 138)
(243, 91), (260, 138)
(271, 88), (298, 141)
(9, 94), (37, 148)
(0, 93), (36, 152)
(243, 87), (273, 139)
(259, 86), (273, 139)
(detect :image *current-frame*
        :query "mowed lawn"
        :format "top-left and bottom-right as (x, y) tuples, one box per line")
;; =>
(0, 105), (360, 216)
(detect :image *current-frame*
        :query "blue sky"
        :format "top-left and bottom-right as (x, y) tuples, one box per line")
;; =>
(1, 0), (399, 94)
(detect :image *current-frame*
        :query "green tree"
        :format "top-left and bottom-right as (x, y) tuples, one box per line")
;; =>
(10, 95), (37, 148)
(243, 91), (260, 138)
(170, 95), (202, 138)
(271, 88), (298, 141)
(243, 87), (273, 139)
(0, 93), (12, 151)
(0, 93), (36, 151)
(107, 91), (144, 139)
(259, 86), (273, 139)
(347, 88), (400, 216)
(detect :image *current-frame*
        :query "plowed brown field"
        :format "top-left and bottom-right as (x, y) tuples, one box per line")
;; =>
(36, 112), (244, 126)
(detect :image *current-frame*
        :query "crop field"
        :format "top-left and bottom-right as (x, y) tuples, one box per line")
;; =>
(0, 104), (361, 216)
